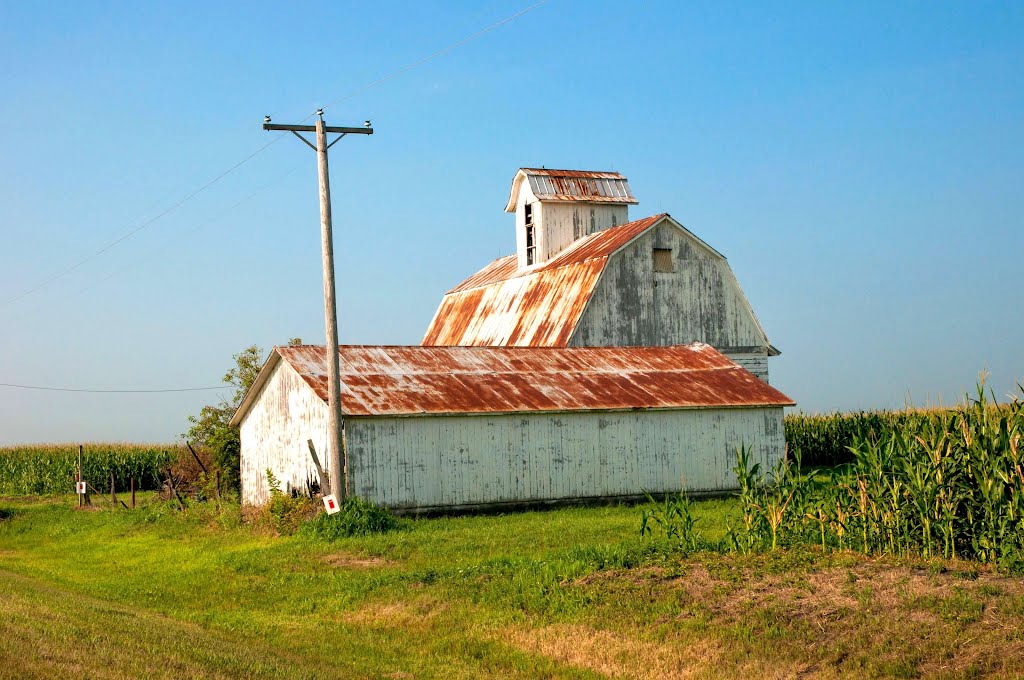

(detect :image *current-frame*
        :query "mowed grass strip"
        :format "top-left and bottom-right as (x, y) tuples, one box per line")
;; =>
(0, 570), (306, 680)
(2, 496), (1024, 678)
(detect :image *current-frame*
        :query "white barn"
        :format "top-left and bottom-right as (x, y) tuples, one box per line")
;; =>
(423, 168), (780, 383)
(230, 343), (794, 511)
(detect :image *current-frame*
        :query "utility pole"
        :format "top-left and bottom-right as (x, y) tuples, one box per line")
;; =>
(263, 110), (373, 500)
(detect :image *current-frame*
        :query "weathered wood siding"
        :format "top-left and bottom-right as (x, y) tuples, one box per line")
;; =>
(537, 203), (629, 263)
(346, 407), (784, 511)
(570, 222), (772, 380)
(513, 177), (534, 270)
(725, 352), (769, 382)
(513, 176), (630, 268)
(239, 360), (330, 506)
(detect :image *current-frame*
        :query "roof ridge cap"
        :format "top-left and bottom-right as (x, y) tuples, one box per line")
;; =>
(281, 343), (709, 352)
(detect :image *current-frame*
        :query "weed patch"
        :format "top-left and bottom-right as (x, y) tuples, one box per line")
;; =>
(661, 380), (1024, 571)
(300, 496), (402, 540)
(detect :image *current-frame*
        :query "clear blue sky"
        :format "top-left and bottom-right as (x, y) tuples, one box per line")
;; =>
(1, 1), (1021, 444)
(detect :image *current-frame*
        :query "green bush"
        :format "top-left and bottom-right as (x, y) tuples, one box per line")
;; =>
(300, 496), (401, 540)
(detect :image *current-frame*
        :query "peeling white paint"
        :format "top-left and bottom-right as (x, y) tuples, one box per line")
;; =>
(347, 407), (784, 511)
(239, 360), (330, 506)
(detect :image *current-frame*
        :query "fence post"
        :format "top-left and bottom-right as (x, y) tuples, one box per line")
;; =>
(130, 476), (136, 509)
(110, 472), (116, 505)
(186, 442), (208, 475)
(78, 444), (83, 508)
(166, 469), (186, 512)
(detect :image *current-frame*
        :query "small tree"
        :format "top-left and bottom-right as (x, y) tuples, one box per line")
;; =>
(184, 345), (265, 493)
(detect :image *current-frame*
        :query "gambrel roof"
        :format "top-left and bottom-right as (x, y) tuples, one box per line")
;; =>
(422, 213), (777, 352)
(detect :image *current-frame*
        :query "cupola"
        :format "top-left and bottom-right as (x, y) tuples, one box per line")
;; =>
(505, 168), (638, 269)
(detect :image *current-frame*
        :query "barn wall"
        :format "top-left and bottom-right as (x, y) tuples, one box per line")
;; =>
(570, 222), (772, 379)
(239, 360), (330, 506)
(346, 407), (784, 511)
(538, 203), (629, 263)
(725, 352), (769, 383)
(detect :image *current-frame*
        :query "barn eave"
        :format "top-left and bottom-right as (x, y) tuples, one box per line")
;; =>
(229, 350), (283, 428)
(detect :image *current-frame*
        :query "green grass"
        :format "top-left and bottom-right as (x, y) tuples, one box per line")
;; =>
(2, 494), (1023, 678)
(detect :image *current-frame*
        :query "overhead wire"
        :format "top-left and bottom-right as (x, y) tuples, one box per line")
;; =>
(0, 134), (288, 310)
(319, 0), (549, 115)
(0, 383), (224, 394)
(1, 0), (549, 312)
(73, 161), (306, 300)
(0, 0), (550, 397)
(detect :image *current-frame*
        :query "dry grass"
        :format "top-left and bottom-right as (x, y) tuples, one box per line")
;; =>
(343, 599), (446, 632)
(503, 623), (729, 679)
(543, 555), (1024, 678)
(321, 551), (395, 569)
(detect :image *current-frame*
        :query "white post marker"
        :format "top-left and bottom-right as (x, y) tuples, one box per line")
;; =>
(322, 495), (341, 515)
(76, 481), (87, 495)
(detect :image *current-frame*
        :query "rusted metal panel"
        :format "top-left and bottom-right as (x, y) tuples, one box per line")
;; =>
(505, 168), (638, 211)
(424, 213), (778, 382)
(526, 174), (638, 204)
(449, 255), (518, 293)
(346, 406), (786, 511)
(259, 343), (794, 420)
(524, 169), (630, 179)
(544, 213), (664, 266)
(425, 214), (668, 345)
(425, 260), (605, 347)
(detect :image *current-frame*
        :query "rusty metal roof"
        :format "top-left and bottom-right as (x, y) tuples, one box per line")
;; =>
(232, 343), (794, 421)
(523, 169), (626, 179)
(447, 254), (518, 294)
(505, 168), (638, 211)
(425, 214), (668, 346)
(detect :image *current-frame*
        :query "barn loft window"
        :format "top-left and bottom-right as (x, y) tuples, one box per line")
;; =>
(525, 203), (536, 265)
(653, 248), (674, 272)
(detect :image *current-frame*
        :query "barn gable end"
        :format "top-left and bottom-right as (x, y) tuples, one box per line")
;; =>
(569, 220), (776, 381)
(237, 356), (330, 506)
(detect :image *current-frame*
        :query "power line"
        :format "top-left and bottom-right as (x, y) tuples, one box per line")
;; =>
(319, 0), (549, 115)
(1, 1), (550, 313)
(71, 162), (306, 301)
(0, 383), (225, 394)
(0, 134), (287, 310)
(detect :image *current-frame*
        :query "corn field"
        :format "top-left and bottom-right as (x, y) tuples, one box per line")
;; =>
(642, 381), (1024, 570)
(735, 381), (1024, 568)
(0, 443), (179, 495)
(783, 408), (990, 467)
